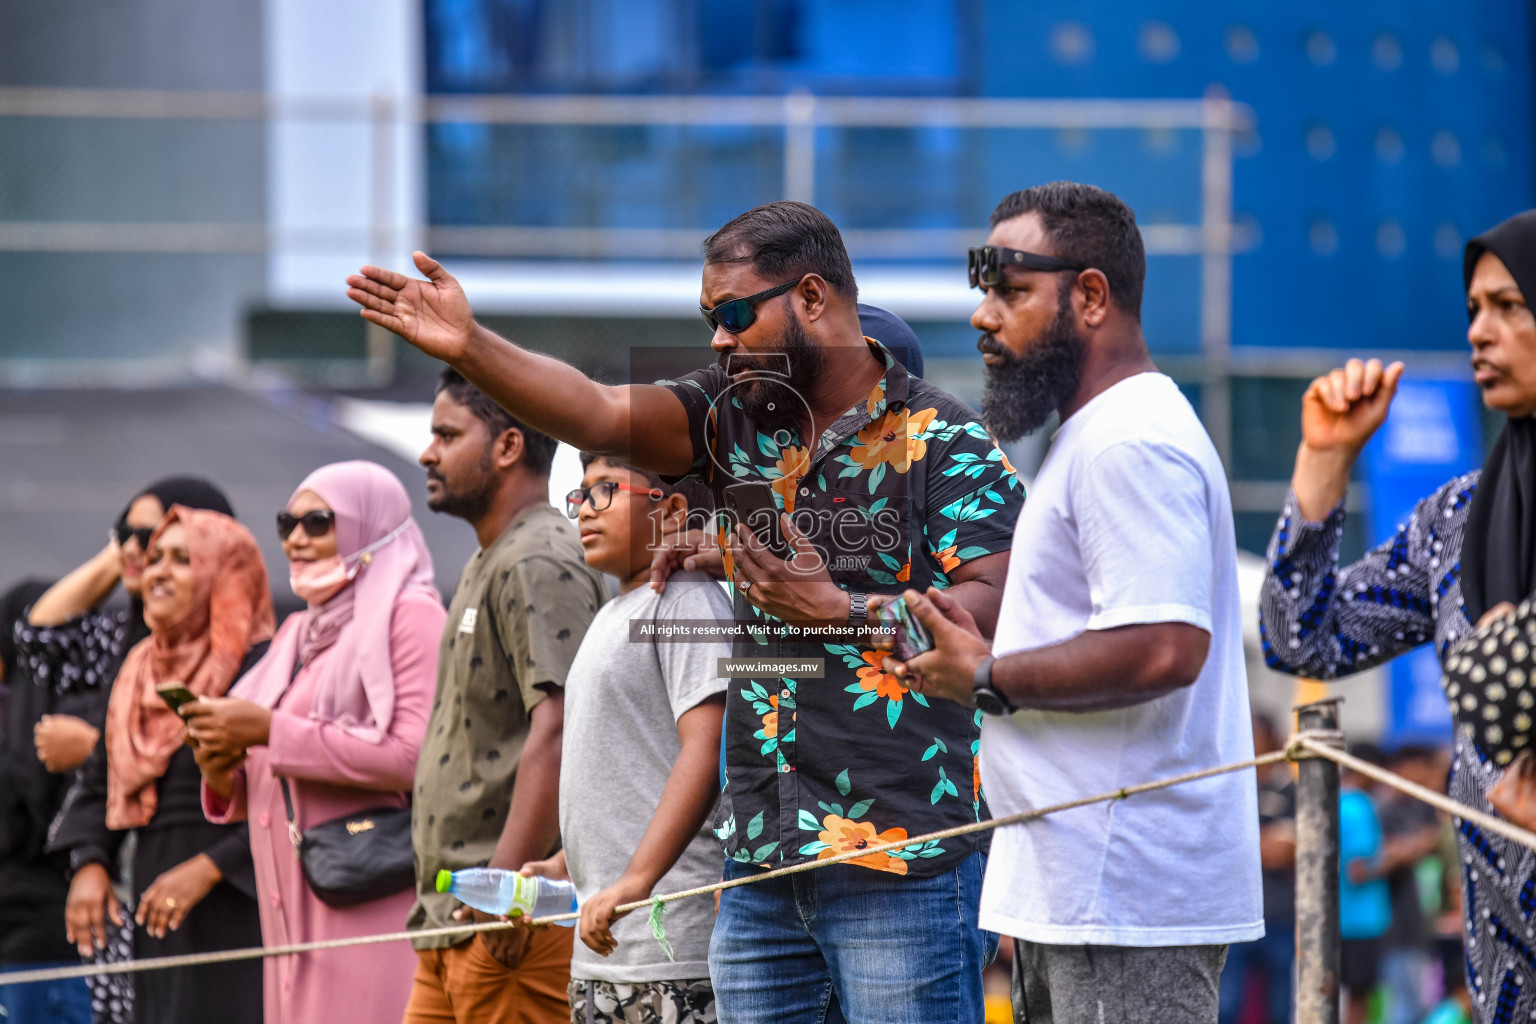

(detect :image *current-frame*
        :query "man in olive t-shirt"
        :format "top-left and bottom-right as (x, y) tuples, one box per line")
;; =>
(404, 369), (608, 1024)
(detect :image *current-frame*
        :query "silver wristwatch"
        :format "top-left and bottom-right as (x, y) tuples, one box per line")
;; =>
(848, 591), (868, 624)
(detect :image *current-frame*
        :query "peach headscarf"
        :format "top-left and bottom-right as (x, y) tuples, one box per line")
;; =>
(105, 506), (275, 829)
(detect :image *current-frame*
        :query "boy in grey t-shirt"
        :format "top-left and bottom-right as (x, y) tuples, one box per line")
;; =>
(519, 453), (729, 1024)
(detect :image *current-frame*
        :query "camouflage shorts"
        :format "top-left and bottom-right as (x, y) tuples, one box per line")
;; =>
(567, 977), (716, 1024)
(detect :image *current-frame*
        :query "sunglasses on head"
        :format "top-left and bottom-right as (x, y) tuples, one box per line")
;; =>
(565, 481), (664, 519)
(968, 246), (1086, 289)
(113, 520), (155, 550)
(276, 509), (337, 540)
(699, 277), (803, 334)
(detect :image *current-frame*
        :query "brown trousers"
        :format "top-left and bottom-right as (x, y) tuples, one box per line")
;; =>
(402, 928), (574, 1024)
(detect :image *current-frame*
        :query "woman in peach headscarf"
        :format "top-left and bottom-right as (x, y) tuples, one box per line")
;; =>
(50, 506), (273, 1024)
(187, 461), (444, 1024)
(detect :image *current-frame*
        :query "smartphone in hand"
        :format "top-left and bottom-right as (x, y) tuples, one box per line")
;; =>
(722, 482), (792, 559)
(155, 683), (198, 715)
(875, 596), (934, 662)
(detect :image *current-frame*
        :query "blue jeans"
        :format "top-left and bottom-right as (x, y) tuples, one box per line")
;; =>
(709, 852), (994, 1024)
(1217, 922), (1294, 1024)
(0, 963), (93, 1024)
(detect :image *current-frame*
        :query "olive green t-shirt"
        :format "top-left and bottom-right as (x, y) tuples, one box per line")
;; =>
(408, 503), (608, 948)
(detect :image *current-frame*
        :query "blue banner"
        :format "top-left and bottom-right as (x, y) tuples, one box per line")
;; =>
(1361, 377), (1483, 747)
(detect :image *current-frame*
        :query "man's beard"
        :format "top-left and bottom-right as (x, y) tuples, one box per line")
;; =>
(720, 313), (824, 436)
(425, 447), (498, 522)
(980, 289), (1086, 442)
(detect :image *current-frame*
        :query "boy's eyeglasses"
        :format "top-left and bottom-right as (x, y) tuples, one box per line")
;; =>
(967, 246), (1086, 289)
(113, 520), (155, 550)
(277, 509), (337, 540)
(565, 481), (664, 519)
(699, 277), (803, 334)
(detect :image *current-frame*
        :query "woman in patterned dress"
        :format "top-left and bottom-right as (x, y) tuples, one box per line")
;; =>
(1259, 209), (1536, 1024)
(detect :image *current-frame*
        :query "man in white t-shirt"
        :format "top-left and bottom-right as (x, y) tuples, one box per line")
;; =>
(880, 182), (1262, 1024)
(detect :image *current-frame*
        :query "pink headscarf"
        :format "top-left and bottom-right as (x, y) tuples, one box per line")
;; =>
(234, 461), (439, 743)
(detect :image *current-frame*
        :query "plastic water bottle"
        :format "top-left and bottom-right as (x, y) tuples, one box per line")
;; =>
(435, 868), (577, 926)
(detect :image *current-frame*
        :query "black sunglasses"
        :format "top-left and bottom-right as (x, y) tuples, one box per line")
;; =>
(276, 509), (337, 540)
(699, 277), (803, 334)
(968, 246), (1086, 289)
(113, 521), (155, 550)
(565, 481), (663, 519)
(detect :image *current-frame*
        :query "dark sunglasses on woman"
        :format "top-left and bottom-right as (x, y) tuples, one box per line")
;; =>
(699, 276), (804, 334)
(565, 481), (663, 519)
(277, 509), (337, 540)
(113, 520), (155, 550)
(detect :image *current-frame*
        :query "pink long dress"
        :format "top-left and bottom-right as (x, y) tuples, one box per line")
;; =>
(204, 592), (445, 1024)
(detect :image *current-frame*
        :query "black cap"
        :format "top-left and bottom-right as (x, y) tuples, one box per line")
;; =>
(857, 303), (924, 378)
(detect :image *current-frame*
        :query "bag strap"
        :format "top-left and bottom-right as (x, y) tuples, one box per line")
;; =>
(280, 647), (304, 854)
(281, 777), (302, 853)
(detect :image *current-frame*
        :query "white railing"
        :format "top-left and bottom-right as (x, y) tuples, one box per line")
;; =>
(0, 86), (1252, 458)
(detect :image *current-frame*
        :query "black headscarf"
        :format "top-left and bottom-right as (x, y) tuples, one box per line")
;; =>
(117, 477), (235, 649)
(126, 477), (235, 522)
(1460, 211), (1536, 623)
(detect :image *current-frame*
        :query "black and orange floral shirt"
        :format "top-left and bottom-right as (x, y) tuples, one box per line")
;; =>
(658, 341), (1022, 877)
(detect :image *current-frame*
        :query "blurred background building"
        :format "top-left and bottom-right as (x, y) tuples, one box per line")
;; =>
(2, 0), (1532, 743)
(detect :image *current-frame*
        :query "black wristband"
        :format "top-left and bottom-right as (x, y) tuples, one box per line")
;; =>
(972, 655), (1014, 716)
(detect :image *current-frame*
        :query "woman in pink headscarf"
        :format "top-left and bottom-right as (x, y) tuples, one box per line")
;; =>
(185, 461), (445, 1024)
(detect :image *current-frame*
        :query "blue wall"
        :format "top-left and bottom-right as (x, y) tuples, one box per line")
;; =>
(425, 0), (974, 94)
(423, 0), (1535, 356)
(984, 2), (1535, 353)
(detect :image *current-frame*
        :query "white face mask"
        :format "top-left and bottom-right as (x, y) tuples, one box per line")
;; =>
(288, 555), (351, 606)
(286, 520), (408, 607)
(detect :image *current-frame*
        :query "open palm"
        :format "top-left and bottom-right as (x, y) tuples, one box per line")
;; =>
(346, 251), (475, 362)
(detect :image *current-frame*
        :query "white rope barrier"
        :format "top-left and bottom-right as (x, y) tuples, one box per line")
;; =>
(1293, 735), (1536, 852)
(0, 746), (1293, 987)
(14, 731), (1519, 989)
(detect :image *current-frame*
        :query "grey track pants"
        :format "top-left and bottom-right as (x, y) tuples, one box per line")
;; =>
(1011, 939), (1229, 1024)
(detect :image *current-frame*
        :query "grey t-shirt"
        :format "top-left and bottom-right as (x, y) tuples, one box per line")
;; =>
(560, 572), (731, 983)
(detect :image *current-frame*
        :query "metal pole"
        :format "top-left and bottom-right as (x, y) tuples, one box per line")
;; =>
(783, 89), (816, 205)
(1198, 84), (1235, 469)
(1293, 698), (1343, 1024)
(366, 91), (396, 385)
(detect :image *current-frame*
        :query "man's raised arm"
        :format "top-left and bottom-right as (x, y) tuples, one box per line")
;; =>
(347, 251), (696, 477)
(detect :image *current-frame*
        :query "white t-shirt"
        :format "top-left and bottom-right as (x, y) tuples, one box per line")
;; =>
(979, 372), (1263, 947)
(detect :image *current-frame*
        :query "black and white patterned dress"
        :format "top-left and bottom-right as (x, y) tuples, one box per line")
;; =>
(1258, 471), (1536, 1024)
(15, 609), (133, 708)
(14, 610), (136, 1024)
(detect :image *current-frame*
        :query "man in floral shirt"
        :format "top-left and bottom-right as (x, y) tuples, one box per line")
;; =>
(346, 200), (1021, 1023)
